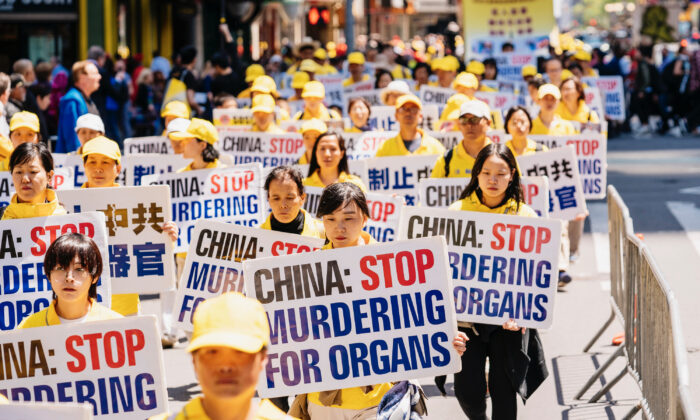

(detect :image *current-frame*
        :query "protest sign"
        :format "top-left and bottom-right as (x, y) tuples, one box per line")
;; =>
(0, 316), (168, 419)
(421, 104), (440, 131)
(236, 97), (251, 109)
(216, 131), (304, 168)
(398, 207), (561, 328)
(531, 133), (607, 199)
(419, 85), (455, 106)
(429, 131), (462, 150)
(583, 76), (625, 121)
(344, 131), (396, 160)
(142, 165), (264, 252)
(296, 160), (369, 187)
(364, 155), (440, 205)
(0, 212), (111, 330)
(521, 176), (550, 217)
(0, 169), (73, 208)
(173, 220), (325, 331)
(52, 154), (88, 188)
(123, 136), (173, 155)
(316, 75), (345, 108)
(123, 154), (190, 186)
(342, 79), (375, 95)
(0, 402), (92, 420)
(492, 53), (537, 81)
(57, 186), (175, 294)
(584, 86), (605, 122)
(213, 108), (254, 126)
(302, 186), (404, 242)
(473, 91), (519, 111)
(516, 146), (587, 219)
(368, 106), (399, 131)
(243, 236), (460, 397)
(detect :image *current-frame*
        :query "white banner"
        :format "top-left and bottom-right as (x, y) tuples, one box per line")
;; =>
(583, 76), (625, 121)
(473, 91), (519, 111)
(213, 108), (254, 126)
(0, 402), (92, 420)
(123, 136), (173, 155)
(398, 208), (561, 328)
(123, 154), (190, 186)
(419, 86), (455, 106)
(343, 131), (396, 160)
(492, 53), (537, 82)
(316, 75), (346, 108)
(216, 132), (305, 167)
(243, 236), (460, 397)
(364, 155), (440, 206)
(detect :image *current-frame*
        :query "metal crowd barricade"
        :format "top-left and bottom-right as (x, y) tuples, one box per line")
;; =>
(574, 185), (697, 419)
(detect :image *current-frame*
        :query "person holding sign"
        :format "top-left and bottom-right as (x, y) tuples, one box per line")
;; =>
(251, 94), (285, 134)
(556, 77), (600, 124)
(449, 144), (548, 420)
(73, 113), (105, 155)
(165, 117), (190, 155)
(1, 142), (66, 219)
(434, 56), (460, 88)
(9, 111), (41, 147)
(18, 233), (122, 328)
(304, 131), (367, 191)
(375, 95), (444, 156)
(431, 100), (492, 178)
(160, 100), (190, 136)
(437, 93), (469, 131)
(298, 119), (326, 165)
(466, 61), (497, 92)
(149, 292), (294, 420)
(237, 64), (265, 99)
(293, 81), (341, 121)
(342, 52), (370, 87)
(346, 97), (372, 132)
(288, 72), (310, 102)
(171, 118), (222, 171)
(531, 84), (576, 135)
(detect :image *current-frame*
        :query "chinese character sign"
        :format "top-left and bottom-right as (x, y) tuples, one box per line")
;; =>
(123, 154), (190, 186)
(364, 155), (440, 206)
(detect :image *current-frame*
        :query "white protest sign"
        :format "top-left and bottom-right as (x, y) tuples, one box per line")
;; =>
(0, 212), (111, 330)
(243, 236), (461, 397)
(0, 402), (92, 420)
(531, 133), (607, 200)
(492, 53), (537, 82)
(419, 85), (455, 106)
(142, 165), (264, 252)
(421, 104), (440, 131)
(473, 91), (519, 111)
(316, 75), (345, 107)
(583, 76), (625, 121)
(52, 154), (90, 188)
(521, 176), (550, 217)
(0, 169), (72, 207)
(344, 131), (396, 160)
(584, 86), (605, 122)
(0, 316), (168, 419)
(364, 155), (440, 206)
(213, 108), (253, 126)
(173, 220), (325, 331)
(0, 172), (14, 206)
(517, 146), (587, 219)
(123, 154), (190, 186)
(429, 131), (462, 150)
(57, 186), (175, 294)
(368, 106), (399, 131)
(342, 79), (375, 95)
(216, 131), (305, 168)
(303, 187), (404, 242)
(123, 136), (173, 155)
(398, 207), (561, 328)
(296, 160), (369, 188)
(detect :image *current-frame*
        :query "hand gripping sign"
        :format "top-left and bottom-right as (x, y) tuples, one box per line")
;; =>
(398, 207), (561, 329)
(141, 164), (265, 253)
(215, 132), (305, 168)
(0, 316), (168, 419)
(57, 186), (176, 294)
(123, 136), (174, 155)
(173, 219), (325, 331)
(0, 212), (111, 330)
(0, 402), (92, 420)
(243, 236), (461, 398)
(364, 155), (440, 206)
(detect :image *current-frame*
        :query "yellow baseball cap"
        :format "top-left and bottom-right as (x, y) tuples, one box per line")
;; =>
(245, 64), (265, 83)
(291, 71), (310, 89)
(252, 93), (275, 114)
(251, 75), (278, 97)
(299, 59), (320, 73)
(538, 83), (561, 100)
(186, 292), (270, 354)
(169, 118), (219, 145)
(301, 118), (327, 134)
(453, 72), (479, 89)
(435, 55), (459, 72)
(441, 93), (470, 121)
(521, 65), (537, 77)
(314, 48), (327, 60)
(574, 50), (592, 62)
(161, 101), (190, 119)
(395, 94), (422, 110)
(466, 60), (485, 75)
(348, 52), (365, 65)
(301, 81), (325, 99)
(9, 111), (40, 133)
(561, 69), (575, 81)
(81, 136), (121, 164)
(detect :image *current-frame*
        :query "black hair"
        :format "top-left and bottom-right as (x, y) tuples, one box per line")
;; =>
(264, 166), (305, 197)
(29, 82), (51, 98)
(211, 52), (230, 69)
(316, 182), (370, 219)
(307, 130), (349, 177)
(44, 233), (103, 301)
(9, 142), (53, 173)
(412, 62), (431, 79)
(527, 76), (546, 90)
(374, 69), (394, 89)
(567, 62), (583, 74)
(198, 140), (220, 163)
(483, 58), (498, 79)
(501, 42), (515, 51)
(544, 56), (562, 68)
(180, 46), (198, 65)
(504, 106), (532, 134)
(458, 143), (523, 211)
(214, 93), (236, 108)
(348, 97), (372, 119)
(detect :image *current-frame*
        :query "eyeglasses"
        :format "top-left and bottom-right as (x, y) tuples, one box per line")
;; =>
(459, 116), (483, 125)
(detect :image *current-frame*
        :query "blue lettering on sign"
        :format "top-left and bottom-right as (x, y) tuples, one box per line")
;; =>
(0, 298), (50, 330)
(453, 285), (549, 322)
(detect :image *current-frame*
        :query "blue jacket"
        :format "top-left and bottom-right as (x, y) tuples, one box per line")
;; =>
(56, 87), (89, 153)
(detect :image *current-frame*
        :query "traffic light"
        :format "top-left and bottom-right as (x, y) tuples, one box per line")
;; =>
(308, 6), (330, 27)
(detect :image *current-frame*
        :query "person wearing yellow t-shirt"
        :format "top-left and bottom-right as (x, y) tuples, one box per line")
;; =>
(313, 48), (338, 75)
(530, 84), (576, 135)
(466, 61), (497, 92)
(160, 100), (189, 137)
(437, 93), (470, 132)
(375, 94), (445, 157)
(434, 55), (459, 88)
(380, 80), (411, 106)
(251, 94), (285, 133)
(299, 59), (320, 80)
(148, 292), (295, 420)
(293, 81), (341, 121)
(170, 118), (223, 172)
(288, 72), (310, 102)
(521, 64), (538, 83)
(453, 72), (478, 98)
(0, 111), (41, 171)
(303, 131), (366, 191)
(431, 99), (492, 178)
(556, 77), (600, 124)
(298, 119), (326, 165)
(342, 52), (370, 87)
(237, 64), (265, 99)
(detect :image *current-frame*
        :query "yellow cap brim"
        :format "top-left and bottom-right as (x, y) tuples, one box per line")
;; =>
(186, 331), (265, 354)
(169, 132), (196, 141)
(10, 123), (39, 133)
(252, 106), (275, 114)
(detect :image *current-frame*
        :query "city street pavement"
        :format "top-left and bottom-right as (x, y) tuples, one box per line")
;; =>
(143, 133), (700, 419)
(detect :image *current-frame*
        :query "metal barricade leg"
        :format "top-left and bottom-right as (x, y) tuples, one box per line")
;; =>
(621, 402), (642, 420)
(574, 346), (624, 400)
(588, 367), (628, 403)
(582, 308), (615, 352)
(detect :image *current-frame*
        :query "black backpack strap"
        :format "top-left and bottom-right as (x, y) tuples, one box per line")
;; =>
(444, 147), (455, 176)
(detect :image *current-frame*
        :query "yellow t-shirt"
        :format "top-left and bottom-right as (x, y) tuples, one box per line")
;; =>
(449, 191), (537, 217)
(505, 138), (549, 157)
(252, 123), (286, 134)
(293, 105), (342, 121)
(303, 170), (367, 192)
(342, 74), (371, 87)
(375, 129), (445, 157)
(0, 135), (13, 171)
(149, 397), (294, 420)
(1, 189), (67, 220)
(237, 87), (252, 99)
(430, 138), (492, 178)
(390, 64), (412, 80)
(18, 299), (122, 329)
(306, 383), (393, 417)
(530, 115), (576, 135)
(555, 101), (600, 124)
(260, 209), (325, 239)
(177, 159), (222, 173)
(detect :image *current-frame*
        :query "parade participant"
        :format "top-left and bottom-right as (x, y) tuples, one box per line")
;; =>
(437, 93), (469, 131)
(313, 48), (338, 75)
(573, 49), (597, 77)
(74, 113), (105, 154)
(250, 75), (280, 100)
(375, 95), (444, 156)
(298, 119), (326, 165)
(1, 142), (66, 220)
(375, 69), (394, 89)
(289, 182), (467, 418)
(160, 100), (190, 135)
(165, 117), (190, 155)
(149, 292), (294, 420)
(299, 59), (320, 80)
(483, 58), (498, 81)
(453, 72), (479, 98)
(343, 52), (370, 87)
(213, 94), (238, 110)
(293, 81), (342, 121)
(171, 118), (222, 171)
(304, 131), (366, 191)
(434, 56), (459, 88)
(522, 65), (538, 83)
(346, 97), (372, 132)
(431, 100), (492, 177)
(412, 62), (431, 92)
(289, 72), (310, 102)
(237, 64), (265, 99)
(531, 84), (575, 135)
(544, 56), (564, 87)
(18, 233), (122, 328)
(380, 44), (412, 80)
(251, 94), (285, 133)
(380, 80), (410, 106)
(466, 60), (496, 92)
(56, 60), (101, 153)
(556, 77), (600, 124)
(9, 111), (40, 147)
(287, 41), (317, 74)
(449, 144), (548, 420)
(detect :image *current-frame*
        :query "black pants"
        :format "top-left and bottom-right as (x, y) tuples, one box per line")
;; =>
(454, 327), (521, 420)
